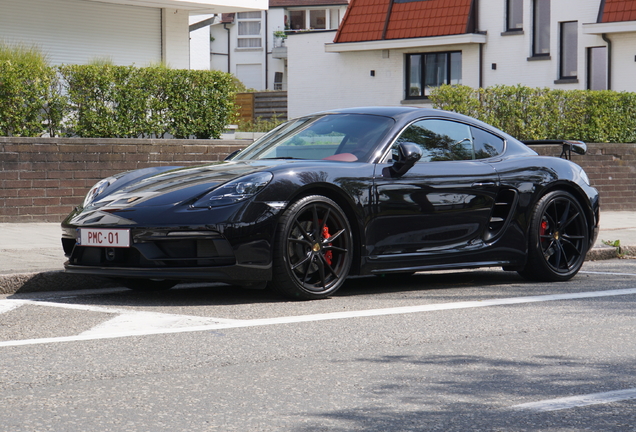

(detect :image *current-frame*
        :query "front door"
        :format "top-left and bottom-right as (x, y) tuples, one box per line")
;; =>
(366, 118), (500, 267)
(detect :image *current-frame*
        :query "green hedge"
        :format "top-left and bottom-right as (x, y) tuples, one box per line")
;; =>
(0, 45), (66, 137)
(59, 65), (237, 139)
(429, 84), (636, 143)
(0, 45), (238, 139)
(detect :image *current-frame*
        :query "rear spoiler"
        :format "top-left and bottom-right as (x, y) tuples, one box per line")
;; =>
(521, 140), (587, 160)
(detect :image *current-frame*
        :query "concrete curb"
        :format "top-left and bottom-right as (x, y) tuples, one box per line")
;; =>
(0, 271), (117, 295)
(1, 245), (633, 296)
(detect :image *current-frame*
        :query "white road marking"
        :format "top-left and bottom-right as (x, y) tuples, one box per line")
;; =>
(580, 271), (636, 277)
(80, 312), (231, 336)
(0, 299), (26, 314)
(511, 388), (636, 412)
(1, 287), (635, 348)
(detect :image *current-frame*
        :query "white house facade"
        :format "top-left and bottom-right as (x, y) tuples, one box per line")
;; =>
(0, 0), (266, 69)
(209, 0), (348, 90)
(287, 0), (636, 118)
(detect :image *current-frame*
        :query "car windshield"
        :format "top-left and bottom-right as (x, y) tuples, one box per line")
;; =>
(234, 114), (395, 162)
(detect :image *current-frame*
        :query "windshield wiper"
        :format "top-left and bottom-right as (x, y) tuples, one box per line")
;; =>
(262, 157), (304, 160)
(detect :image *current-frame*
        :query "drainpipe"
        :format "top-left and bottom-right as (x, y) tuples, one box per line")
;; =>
(265, 10), (269, 90)
(479, 43), (483, 88)
(224, 23), (231, 73)
(601, 33), (612, 90)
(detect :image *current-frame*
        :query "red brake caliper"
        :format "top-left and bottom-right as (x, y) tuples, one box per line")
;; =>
(322, 223), (333, 266)
(540, 220), (548, 237)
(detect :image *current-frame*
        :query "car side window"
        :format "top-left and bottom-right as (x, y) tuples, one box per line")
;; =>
(471, 126), (505, 159)
(393, 119), (474, 162)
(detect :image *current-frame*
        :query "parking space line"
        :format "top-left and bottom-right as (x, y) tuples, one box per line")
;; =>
(1, 287), (636, 348)
(511, 388), (636, 412)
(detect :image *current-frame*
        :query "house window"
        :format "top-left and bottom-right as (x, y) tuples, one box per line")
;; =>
(406, 52), (462, 99)
(237, 11), (262, 48)
(287, 9), (340, 31)
(310, 10), (326, 29)
(506, 0), (523, 31)
(533, 0), (550, 56)
(289, 10), (305, 30)
(587, 46), (607, 90)
(559, 21), (577, 79)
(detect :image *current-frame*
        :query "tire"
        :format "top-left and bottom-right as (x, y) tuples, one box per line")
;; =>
(518, 190), (589, 282)
(115, 278), (178, 292)
(271, 195), (353, 300)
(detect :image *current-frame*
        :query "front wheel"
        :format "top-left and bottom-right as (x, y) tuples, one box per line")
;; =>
(518, 191), (589, 282)
(271, 195), (353, 300)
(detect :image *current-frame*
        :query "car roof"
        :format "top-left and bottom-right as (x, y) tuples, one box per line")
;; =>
(309, 106), (536, 158)
(312, 106), (483, 124)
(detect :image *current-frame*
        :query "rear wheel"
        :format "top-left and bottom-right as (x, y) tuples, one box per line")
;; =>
(272, 195), (353, 300)
(115, 278), (178, 292)
(519, 191), (589, 281)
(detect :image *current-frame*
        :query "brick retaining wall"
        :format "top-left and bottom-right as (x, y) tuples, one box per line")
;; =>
(530, 143), (636, 211)
(1, 138), (635, 223)
(0, 137), (247, 223)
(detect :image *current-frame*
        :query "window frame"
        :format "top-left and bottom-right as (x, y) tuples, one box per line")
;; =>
(405, 51), (462, 100)
(559, 21), (578, 80)
(506, 0), (524, 32)
(236, 11), (262, 49)
(286, 8), (340, 31)
(532, 0), (551, 57)
(587, 46), (608, 90)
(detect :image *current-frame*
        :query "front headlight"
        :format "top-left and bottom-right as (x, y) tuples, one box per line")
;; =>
(83, 176), (117, 207)
(192, 172), (273, 208)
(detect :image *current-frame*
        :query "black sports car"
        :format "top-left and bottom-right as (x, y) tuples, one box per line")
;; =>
(62, 107), (599, 299)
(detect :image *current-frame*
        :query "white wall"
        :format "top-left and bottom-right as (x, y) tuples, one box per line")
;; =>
(479, 0), (606, 89)
(266, 8), (287, 90)
(209, 7), (347, 90)
(609, 32), (636, 92)
(190, 15), (215, 70)
(0, 0), (161, 66)
(287, 31), (481, 118)
(210, 22), (231, 72)
(163, 8), (191, 68)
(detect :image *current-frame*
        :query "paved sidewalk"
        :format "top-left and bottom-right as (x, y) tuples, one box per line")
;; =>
(1, 211), (635, 294)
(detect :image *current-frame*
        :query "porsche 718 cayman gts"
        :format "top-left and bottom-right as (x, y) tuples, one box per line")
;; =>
(62, 107), (599, 299)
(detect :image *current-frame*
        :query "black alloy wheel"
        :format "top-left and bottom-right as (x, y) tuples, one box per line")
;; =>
(519, 190), (589, 281)
(272, 195), (353, 300)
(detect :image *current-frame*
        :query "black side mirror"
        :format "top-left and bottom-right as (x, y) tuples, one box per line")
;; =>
(385, 143), (423, 177)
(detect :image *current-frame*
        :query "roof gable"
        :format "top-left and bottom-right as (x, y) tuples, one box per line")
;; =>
(334, 0), (474, 43)
(600, 0), (636, 23)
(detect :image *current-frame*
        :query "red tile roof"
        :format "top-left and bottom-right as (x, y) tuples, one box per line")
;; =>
(600, 0), (636, 22)
(334, 0), (474, 43)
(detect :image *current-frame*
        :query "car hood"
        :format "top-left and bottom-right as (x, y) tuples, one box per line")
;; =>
(88, 160), (281, 210)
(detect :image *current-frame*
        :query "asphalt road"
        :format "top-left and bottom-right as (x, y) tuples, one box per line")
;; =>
(1, 259), (636, 431)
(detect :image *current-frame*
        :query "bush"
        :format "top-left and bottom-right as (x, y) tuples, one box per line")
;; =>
(0, 43), (239, 138)
(429, 84), (636, 143)
(59, 64), (238, 139)
(236, 115), (286, 132)
(0, 44), (66, 137)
